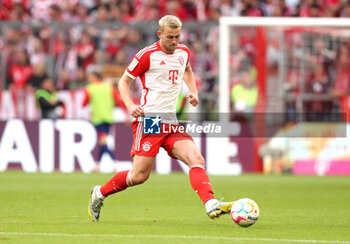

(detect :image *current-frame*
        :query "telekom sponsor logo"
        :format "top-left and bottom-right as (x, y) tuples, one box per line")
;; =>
(293, 160), (350, 175)
(168, 70), (179, 84)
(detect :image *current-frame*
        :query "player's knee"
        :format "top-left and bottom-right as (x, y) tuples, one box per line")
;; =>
(131, 172), (150, 185)
(188, 152), (205, 167)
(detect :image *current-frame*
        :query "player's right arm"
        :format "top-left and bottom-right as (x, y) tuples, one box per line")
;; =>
(118, 73), (144, 118)
(120, 45), (152, 118)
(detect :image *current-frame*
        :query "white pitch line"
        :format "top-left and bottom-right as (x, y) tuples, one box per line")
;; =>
(0, 232), (349, 244)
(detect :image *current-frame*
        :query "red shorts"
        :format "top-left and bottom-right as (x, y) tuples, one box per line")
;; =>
(130, 121), (193, 158)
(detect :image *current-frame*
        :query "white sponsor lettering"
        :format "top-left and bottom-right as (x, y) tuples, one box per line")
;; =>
(39, 120), (54, 172)
(0, 119), (38, 172)
(206, 137), (241, 175)
(0, 120), (244, 175)
(206, 123), (241, 175)
(56, 120), (96, 173)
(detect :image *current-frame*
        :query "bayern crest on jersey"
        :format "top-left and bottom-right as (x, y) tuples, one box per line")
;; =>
(178, 56), (184, 65)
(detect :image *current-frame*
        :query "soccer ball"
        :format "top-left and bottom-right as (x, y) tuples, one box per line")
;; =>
(230, 198), (260, 227)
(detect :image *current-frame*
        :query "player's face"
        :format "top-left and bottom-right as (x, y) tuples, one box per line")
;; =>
(158, 26), (181, 53)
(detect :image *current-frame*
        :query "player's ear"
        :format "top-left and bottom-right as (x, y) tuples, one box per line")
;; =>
(157, 31), (162, 39)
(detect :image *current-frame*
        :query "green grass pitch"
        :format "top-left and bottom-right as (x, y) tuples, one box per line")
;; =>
(0, 171), (350, 244)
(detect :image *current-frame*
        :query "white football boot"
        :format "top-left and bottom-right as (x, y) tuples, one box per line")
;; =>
(206, 200), (235, 219)
(88, 186), (104, 222)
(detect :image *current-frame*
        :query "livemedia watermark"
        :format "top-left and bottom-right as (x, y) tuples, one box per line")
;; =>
(138, 112), (347, 138)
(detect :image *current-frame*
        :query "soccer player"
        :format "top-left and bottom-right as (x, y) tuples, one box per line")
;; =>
(82, 68), (128, 172)
(88, 15), (234, 222)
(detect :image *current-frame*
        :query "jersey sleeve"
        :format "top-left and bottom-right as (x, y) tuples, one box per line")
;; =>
(177, 44), (191, 67)
(125, 50), (151, 79)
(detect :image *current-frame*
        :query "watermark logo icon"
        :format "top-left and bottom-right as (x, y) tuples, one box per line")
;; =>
(143, 115), (161, 134)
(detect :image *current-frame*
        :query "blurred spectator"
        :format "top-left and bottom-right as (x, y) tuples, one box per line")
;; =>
(340, 3), (350, 17)
(79, 0), (96, 11)
(28, 38), (47, 66)
(114, 50), (128, 66)
(92, 4), (109, 22)
(269, 0), (293, 17)
(68, 67), (86, 90)
(103, 29), (125, 64)
(76, 31), (96, 69)
(57, 70), (71, 90)
(73, 3), (91, 22)
(55, 38), (78, 89)
(109, 3), (123, 21)
(165, 0), (189, 20)
(240, 0), (265, 16)
(202, 44), (218, 92)
(216, 0), (236, 17)
(7, 50), (33, 91)
(49, 4), (64, 22)
(27, 62), (48, 90)
(31, 0), (55, 22)
(231, 69), (258, 113)
(299, 1), (323, 17)
(122, 27), (144, 62)
(309, 3), (322, 17)
(207, 7), (221, 21)
(38, 26), (52, 53)
(306, 38), (333, 70)
(9, 2), (30, 21)
(305, 64), (332, 121)
(331, 44), (350, 111)
(35, 78), (64, 119)
(0, 6), (10, 20)
(134, 0), (160, 21)
(119, 1), (134, 22)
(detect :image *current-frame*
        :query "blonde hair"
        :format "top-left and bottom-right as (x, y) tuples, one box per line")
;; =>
(159, 15), (182, 33)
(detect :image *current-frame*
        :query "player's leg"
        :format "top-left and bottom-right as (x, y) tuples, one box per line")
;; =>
(97, 124), (116, 159)
(93, 123), (116, 172)
(171, 139), (213, 202)
(171, 139), (235, 219)
(100, 155), (155, 196)
(88, 155), (155, 222)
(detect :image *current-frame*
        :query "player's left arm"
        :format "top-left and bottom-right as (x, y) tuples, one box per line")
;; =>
(183, 64), (199, 107)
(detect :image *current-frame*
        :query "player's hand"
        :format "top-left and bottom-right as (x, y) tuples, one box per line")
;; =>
(128, 104), (144, 118)
(187, 93), (199, 107)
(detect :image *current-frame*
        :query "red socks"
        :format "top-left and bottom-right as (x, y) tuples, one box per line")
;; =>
(100, 167), (214, 204)
(100, 170), (130, 197)
(189, 166), (215, 204)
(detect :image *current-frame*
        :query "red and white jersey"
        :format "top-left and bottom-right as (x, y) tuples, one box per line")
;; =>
(125, 41), (190, 114)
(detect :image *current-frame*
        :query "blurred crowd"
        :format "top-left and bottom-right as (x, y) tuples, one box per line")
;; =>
(2, 0), (350, 22)
(1, 0), (350, 118)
